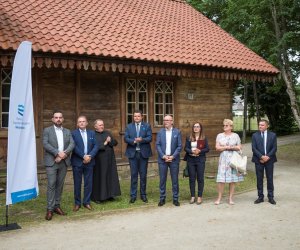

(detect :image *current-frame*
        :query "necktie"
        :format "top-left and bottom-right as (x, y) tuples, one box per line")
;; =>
(136, 123), (140, 150)
(262, 132), (266, 155)
(136, 123), (140, 137)
(81, 130), (88, 155)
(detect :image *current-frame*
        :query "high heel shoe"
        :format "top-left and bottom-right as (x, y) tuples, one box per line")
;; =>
(189, 197), (195, 204)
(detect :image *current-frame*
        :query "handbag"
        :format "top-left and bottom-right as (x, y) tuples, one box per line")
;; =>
(183, 163), (189, 178)
(229, 151), (247, 175)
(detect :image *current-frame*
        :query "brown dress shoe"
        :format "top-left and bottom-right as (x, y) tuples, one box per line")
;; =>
(73, 205), (80, 212)
(54, 207), (66, 216)
(45, 210), (53, 221)
(83, 204), (92, 210)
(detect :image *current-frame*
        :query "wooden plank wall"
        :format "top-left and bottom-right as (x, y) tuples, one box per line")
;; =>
(176, 77), (234, 155)
(1, 68), (234, 169)
(78, 71), (122, 159)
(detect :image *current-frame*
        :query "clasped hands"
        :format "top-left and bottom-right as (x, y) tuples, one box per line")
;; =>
(134, 137), (142, 144)
(163, 155), (174, 162)
(260, 155), (270, 164)
(55, 151), (67, 163)
(224, 145), (240, 151)
(191, 148), (201, 156)
(83, 155), (92, 164)
(104, 136), (111, 146)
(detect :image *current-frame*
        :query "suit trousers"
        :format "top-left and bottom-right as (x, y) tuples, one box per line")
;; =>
(255, 161), (274, 199)
(159, 161), (179, 201)
(188, 160), (205, 197)
(72, 164), (93, 205)
(129, 151), (148, 199)
(46, 161), (67, 211)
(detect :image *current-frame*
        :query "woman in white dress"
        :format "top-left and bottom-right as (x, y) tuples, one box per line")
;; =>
(215, 119), (244, 205)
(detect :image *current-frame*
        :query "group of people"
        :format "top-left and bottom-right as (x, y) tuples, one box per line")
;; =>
(42, 110), (277, 221)
(43, 112), (121, 220)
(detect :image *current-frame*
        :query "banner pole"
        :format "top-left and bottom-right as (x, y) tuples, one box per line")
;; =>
(0, 191), (21, 232)
(6, 205), (8, 227)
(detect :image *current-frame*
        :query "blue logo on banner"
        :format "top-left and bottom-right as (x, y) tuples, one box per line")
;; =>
(11, 188), (37, 204)
(18, 104), (25, 116)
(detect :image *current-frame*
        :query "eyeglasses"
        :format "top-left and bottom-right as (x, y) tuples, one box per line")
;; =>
(163, 119), (173, 121)
(223, 125), (230, 127)
(193, 125), (200, 128)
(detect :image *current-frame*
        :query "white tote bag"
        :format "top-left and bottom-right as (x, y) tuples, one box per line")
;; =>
(229, 151), (247, 175)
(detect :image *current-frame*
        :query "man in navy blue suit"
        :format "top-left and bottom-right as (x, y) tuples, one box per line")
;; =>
(71, 116), (99, 211)
(125, 110), (152, 203)
(156, 115), (182, 206)
(252, 119), (277, 205)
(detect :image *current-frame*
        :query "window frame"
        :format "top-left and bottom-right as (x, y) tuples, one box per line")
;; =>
(125, 78), (149, 124)
(1, 68), (12, 129)
(124, 76), (175, 128)
(153, 80), (174, 127)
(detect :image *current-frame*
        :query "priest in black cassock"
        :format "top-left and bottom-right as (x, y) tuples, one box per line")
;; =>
(91, 119), (121, 203)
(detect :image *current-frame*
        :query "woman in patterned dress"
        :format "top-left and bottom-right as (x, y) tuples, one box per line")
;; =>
(215, 119), (244, 205)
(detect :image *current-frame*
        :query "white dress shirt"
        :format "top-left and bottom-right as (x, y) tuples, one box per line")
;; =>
(54, 125), (64, 152)
(165, 128), (173, 156)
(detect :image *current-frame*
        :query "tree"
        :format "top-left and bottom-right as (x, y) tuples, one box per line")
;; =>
(188, 0), (300, 130)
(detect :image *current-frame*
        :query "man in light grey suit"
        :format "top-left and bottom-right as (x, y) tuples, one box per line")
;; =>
(43, 111), (75, 220)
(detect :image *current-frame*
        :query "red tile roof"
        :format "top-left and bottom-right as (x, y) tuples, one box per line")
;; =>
(0, 0), (279, 75)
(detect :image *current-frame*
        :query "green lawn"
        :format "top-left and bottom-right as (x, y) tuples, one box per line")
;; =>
(233, 116), (258, 131)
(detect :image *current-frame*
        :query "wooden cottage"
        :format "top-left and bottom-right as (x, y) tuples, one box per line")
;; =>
(0, 0), (279, 168)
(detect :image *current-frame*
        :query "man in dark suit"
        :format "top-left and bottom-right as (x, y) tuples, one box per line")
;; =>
(252, 119), (277, 205)
(71, 116), (99, 211)
(156, 115), (182, 206)
(124, 110), (152, 203)
(43, 111), (75, 220)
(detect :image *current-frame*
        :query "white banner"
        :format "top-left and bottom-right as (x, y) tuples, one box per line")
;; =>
(6, 41), (39, 205)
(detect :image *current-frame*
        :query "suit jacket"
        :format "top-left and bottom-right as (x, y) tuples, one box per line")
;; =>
(184, 137), (209, 162)
(156, 127), (182, 164)
(43, 126), (75, 167)
(252, 130), (277, 164)
(71, 129), (99, 167)
(124, 122), (152, 159)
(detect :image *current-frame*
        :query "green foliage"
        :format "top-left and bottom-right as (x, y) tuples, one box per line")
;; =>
(188, 0), (300, 131)
(235, 80), (296, 135)
(188, 0), (300, 75)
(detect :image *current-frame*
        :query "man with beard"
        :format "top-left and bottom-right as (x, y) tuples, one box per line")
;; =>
(43, 111), (75, 220)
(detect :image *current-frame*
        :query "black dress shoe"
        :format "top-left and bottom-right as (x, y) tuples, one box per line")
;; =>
(173, 200), (180, 206)
(254, 198), (264, 204)
(158, 199), (165, 206)
(141, 197), (148, 203)
(129, 198), (136, 203)
(268, 198), (276, 205)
